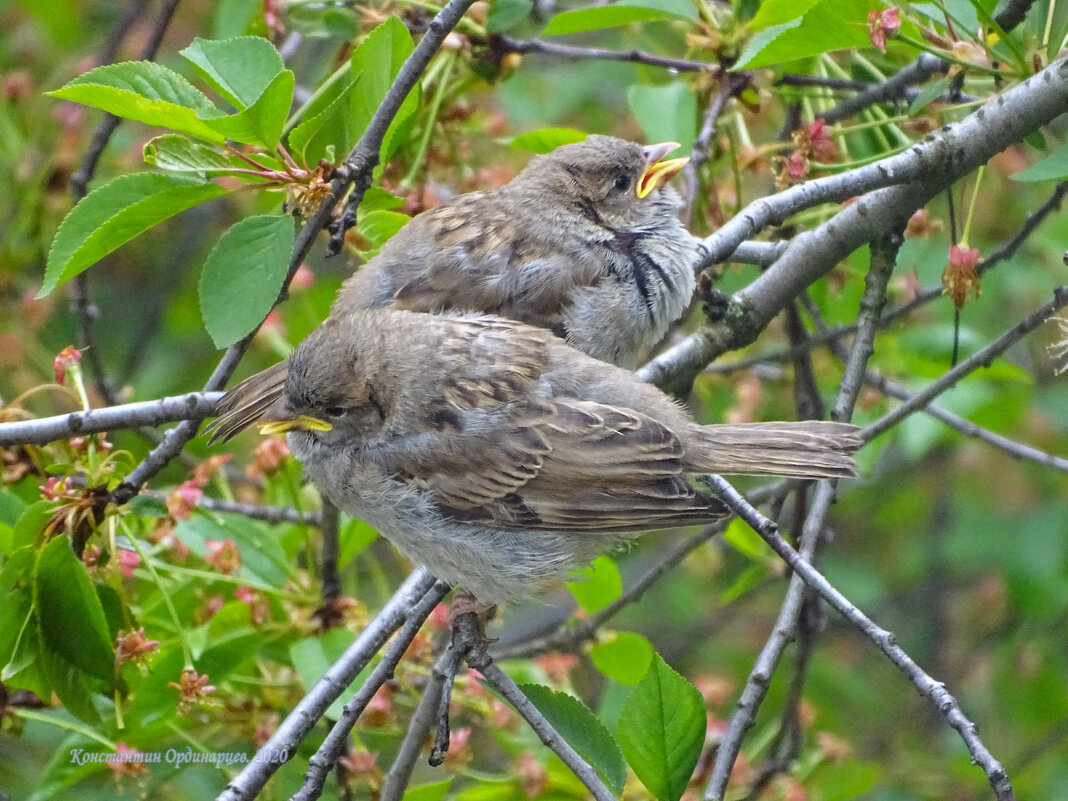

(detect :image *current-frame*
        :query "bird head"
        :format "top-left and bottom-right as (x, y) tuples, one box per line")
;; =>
(516, 135), (688, 227)
(208, 316), (387, 445)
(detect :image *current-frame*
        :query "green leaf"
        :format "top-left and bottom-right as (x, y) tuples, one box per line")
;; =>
(520, 683), (627, 794)
(627, 83), (697, 154)
(509, 127), (588, 153)
(401, 779), (453, 801)
(212, 0), (263, 38)
(11, 500), (57, 550)
(126, 494), (170, 518)
(721, 563), (768, 604)
(1048, 0), (1068, 62)
(0, 588), (35, 688)
(198, 602), (263, 678)
(287, 72), (361, 167)
(617, 654), (706, 801)
(544, 4), (685, 35)
(1013, 142), (1068, 182)
(734, 0), (872, 69)
(591, 632), (654, 685)
(94, 581), (126, 639)
(907, 75), (951, 117)
(750, 0), (822, 28)
(199, 69), (295, 149)
(38, 646), (103, 725)
(33, 537), (115, 684)
(0, 490), (28, 529)
(180, 36), (284, 109)
(350, 15), (418, 162)
(288, 16), (418, 167)
(198, 214), (295, 348)
(41, 173), (227, 297)
(733, 18), (801, 69)
(338, 515), (379, 567)
(356, 209), (411, 255)
(290, 628), (361, 719)
(567, 555), (622, 613)
(175, 510), (294, 588)
(47, 61), (226, 144)
(488, 0), (534, 32)
(722, 517), (767, 561)
(143, 134), (245, 173)
(361, 186), (408, 211)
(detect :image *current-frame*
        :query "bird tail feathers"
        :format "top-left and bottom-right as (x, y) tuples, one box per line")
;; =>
(685, 421), (862, 479)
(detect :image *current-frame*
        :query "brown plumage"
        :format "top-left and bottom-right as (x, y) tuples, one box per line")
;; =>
(335, 135), (700, 368)
(209, 309), (862, 602)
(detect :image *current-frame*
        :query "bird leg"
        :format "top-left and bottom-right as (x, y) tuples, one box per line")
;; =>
(428, 592), (496, 766)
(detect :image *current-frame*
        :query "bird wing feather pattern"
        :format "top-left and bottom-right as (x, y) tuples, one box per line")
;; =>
(358, 317), (729, 531)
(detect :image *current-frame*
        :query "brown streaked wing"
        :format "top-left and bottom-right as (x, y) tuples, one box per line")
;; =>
(435, 399), (728, 532)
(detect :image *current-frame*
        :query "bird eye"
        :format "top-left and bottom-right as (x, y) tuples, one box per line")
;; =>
(323, 406), (346, 418)
(613, 174), (631, 192)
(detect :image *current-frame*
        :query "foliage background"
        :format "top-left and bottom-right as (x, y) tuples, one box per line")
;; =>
(1, 0), (1066, 799)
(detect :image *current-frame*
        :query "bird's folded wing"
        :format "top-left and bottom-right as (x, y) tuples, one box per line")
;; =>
(388, 198), (607, 324)
(377, 397), (727, 533)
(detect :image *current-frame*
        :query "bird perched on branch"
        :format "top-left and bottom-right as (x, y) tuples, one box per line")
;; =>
(216, 136), (701, 438)
(209, 309), (862, 603)
(336, 134), (699, 368)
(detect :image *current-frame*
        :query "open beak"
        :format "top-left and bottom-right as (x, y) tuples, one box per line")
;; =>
(259, 415), (332, 436)
(636, 141), (689, 198)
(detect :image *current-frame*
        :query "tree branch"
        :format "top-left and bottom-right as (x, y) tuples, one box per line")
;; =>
(465, 626), (616, 801)
(488, 33), (718, 74)
(215, 569), (440, 801)
(0, 392), (222, 447)
(704, 476), (1016, 801)
(863, 286), (1068, 440)
(639, 58), (1068, 393)
(707, 229), (903, 798)
(108, 0), (477, 505)
(292, 579), (450, 801)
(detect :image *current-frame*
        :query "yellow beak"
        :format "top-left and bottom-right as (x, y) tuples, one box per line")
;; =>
(637, 141), (689, 198)
(259, 415), (333, 436)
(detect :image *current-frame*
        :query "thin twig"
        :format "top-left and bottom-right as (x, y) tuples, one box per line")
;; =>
(701, 180), (1068, 376)
(684, 75), (744, 226)
(70, 0), (182, 405)
(380, 643), (451, 801)
(215, 569), (439, 801)
(863, 287), (1068, 440)
(195, 496), (321, 525)
(292, 580), (450, 801)
(0, 392), (223, 447)
(706, 229), (903, 798)
(464, 620), (616, 801)
(705, 476), (1016, 801)
(319, 500), (342, 603)
(819, 53), (948, 125)
(882, 181), (1068, 328)
(860, 367), (1068, 471)
(489, 33), (718, 74)
(327, 0), (479, 253)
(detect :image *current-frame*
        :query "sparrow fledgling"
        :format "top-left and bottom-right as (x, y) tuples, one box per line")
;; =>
(336, 135), (700, 368)
(209, 309), (862, 603)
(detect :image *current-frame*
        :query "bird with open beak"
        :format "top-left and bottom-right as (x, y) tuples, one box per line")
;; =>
(336, 135), (698, 369)
(214, 136), (701, 438)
